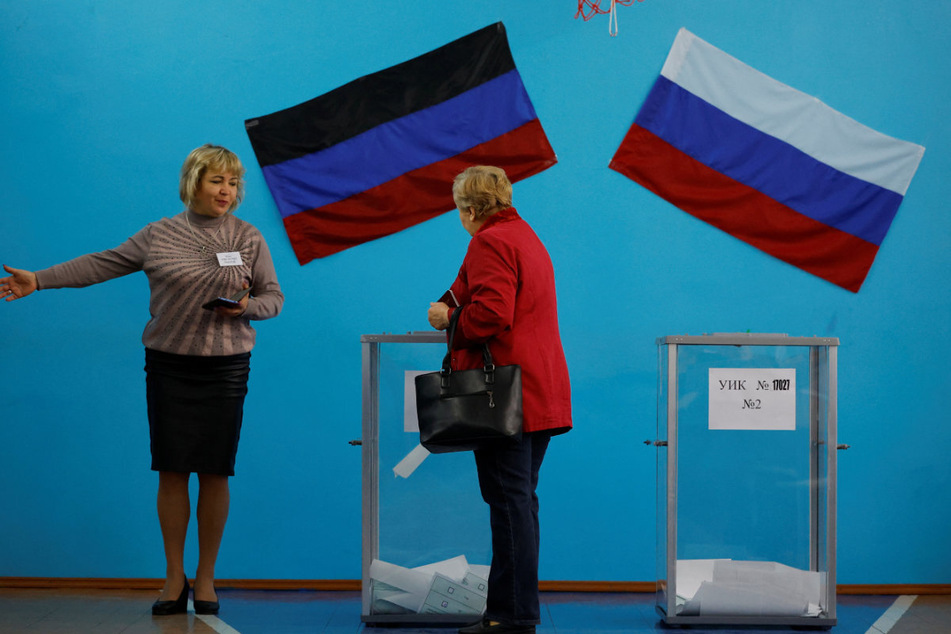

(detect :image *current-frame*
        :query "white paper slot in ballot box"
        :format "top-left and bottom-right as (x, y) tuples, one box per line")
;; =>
(653, 334), (840, 628)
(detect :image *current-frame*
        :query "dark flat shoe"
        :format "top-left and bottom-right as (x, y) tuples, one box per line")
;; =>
(152, 575), (189, 616)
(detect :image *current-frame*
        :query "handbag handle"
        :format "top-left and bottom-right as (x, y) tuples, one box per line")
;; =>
(441, 306), (496, 388)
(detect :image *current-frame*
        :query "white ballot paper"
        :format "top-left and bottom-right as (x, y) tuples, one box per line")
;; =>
(370, 559), (434, 613)
(394, 371), (433, 479)
(677, 559), (822, 617)
(404, 370), (427, 432)
(370, 555), (489, 615)
(393, 444), (430, 479)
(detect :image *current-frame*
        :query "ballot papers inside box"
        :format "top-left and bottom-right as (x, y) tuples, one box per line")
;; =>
(421, 572), (489, 614)
(369, 556), (488, 616)
(676, 560), (822, 617)
(654, 334), (839, 628)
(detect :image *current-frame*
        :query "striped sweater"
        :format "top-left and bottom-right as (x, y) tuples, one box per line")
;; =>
(35, 210), (284, 356)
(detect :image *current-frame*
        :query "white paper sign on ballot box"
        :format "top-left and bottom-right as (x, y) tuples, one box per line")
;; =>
(708, 368), (796, 431)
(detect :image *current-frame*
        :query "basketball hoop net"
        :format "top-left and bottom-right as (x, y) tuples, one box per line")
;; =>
(576, 0), (644, 37)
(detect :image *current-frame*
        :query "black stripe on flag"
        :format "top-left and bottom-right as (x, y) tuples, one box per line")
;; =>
(245, 22), (516, 168)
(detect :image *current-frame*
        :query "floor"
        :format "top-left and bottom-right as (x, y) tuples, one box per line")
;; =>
(0, 589), (948, 634)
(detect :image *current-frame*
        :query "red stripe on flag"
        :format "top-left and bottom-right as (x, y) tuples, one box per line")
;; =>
(610, 124), (878, 292)
(283, 119), (556, 263)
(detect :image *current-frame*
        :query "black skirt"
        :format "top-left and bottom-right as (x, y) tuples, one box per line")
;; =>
(145, 348), (251, 476)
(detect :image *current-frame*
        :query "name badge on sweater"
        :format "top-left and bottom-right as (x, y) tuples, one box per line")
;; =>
(216, 252), (243, 267)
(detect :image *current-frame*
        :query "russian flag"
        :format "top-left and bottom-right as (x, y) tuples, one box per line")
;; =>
(245, 22), (557, 264)
(610, 28), (925, 292)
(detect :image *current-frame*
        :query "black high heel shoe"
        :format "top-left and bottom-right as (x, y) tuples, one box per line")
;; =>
(152, 575), (189, 616)
(193, 586), (220, 615)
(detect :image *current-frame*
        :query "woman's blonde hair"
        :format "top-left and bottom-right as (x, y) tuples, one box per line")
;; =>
(179, 144), (246, 212)
(452, 165), (512, 218)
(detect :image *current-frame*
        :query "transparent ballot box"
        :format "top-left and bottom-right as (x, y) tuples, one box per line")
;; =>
(654, 334), (839, 628)
(360, 333), (491, 626)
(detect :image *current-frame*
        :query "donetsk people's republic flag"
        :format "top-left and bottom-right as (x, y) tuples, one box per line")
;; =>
(245, 22), (557, 264)
(610, 28), (925, 292)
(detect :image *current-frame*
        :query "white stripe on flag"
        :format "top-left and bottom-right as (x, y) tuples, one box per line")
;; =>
(660, 28), (925, 195)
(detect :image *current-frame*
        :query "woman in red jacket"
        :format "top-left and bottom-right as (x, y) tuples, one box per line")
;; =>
(427, 166), (572, 634)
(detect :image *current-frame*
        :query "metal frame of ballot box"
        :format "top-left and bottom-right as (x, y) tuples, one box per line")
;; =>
(359, 332), (488, 627)
(653, 334), (840, 629)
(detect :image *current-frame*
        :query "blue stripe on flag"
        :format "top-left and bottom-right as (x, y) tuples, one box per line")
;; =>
(637, 77), (903, 246)
(262, 69), (537, 219)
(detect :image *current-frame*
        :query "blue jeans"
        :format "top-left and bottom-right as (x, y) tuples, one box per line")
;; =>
(474, 431), (552, 626)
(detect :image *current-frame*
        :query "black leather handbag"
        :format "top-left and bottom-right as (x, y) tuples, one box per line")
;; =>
(415, 307), (523, 453)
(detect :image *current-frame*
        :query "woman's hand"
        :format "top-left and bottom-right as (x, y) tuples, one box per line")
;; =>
(215, 282), (250, 318)
(0, 265), (38, 302)
(428, 301), (451, 330)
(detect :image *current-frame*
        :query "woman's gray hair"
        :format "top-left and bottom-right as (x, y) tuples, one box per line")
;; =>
(452, 165), (513, 218)
(179, 144), (246, 212)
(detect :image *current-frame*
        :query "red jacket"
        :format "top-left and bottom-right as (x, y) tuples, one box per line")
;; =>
(448, 208), (572, 435)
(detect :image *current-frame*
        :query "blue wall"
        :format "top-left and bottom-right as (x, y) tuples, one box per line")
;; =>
(1, 0), (948, 585)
